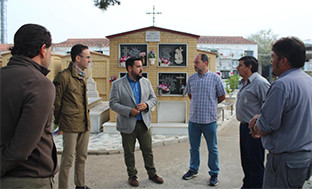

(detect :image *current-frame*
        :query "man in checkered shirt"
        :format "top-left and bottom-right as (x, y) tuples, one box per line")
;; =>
(182, 53), (226, 186)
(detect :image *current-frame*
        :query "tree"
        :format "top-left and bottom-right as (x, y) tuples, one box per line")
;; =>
(93, 0), (120, 11)
(247, 29), (278, 81)
(247, 29), (278, 66)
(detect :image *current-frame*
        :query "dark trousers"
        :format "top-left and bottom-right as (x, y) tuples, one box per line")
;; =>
(240, 122), (264, 188)
(263, 151), (312, 188)
(121, 121), (156, 178)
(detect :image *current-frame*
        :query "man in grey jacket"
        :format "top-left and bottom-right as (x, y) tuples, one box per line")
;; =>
(109, 56), (163, 187)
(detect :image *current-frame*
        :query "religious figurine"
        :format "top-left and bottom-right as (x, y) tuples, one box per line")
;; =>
(174, 47), (183, 64)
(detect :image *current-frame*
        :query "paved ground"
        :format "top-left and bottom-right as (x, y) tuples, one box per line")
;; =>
(53, 116), (312, 189)
(54, 117), (245, 188)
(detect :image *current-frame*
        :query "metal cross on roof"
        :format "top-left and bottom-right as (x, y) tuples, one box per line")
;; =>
(146, 5), (162, 26)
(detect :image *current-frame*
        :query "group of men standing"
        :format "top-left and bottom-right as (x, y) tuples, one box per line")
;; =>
(1, 23), (311, 189)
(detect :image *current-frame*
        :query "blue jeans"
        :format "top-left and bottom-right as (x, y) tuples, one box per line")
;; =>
(188, 121), (219, 176)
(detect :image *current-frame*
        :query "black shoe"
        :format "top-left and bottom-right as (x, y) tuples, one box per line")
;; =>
(182, 170), (198, 180)
(75, 186), (91, 189)
(209, 175), (219, 186)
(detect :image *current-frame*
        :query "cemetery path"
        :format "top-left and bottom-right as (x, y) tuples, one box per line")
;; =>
(55, 117), (245, 188)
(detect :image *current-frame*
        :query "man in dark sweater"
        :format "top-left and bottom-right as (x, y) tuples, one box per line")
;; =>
(0, 24), (58, 188)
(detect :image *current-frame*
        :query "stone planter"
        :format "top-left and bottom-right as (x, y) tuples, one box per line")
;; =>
(119, 62), (125, 67)
(225, 97), (236, 110)
(159, 90), (170, 95)
(149, 58), (156, 65)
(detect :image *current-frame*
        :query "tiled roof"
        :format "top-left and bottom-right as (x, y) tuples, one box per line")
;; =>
(198, 36), (256, 44)
(53, 38), (109, 47)
(0, 44), (13, 52)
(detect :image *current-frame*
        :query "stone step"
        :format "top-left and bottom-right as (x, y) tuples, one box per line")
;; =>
(103, 122), (188, 135)
(90, 101), (110, 133)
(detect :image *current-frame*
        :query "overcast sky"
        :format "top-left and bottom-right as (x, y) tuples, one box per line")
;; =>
(6, 0), (311, 43)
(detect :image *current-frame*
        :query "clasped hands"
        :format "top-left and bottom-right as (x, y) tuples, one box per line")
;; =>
(130, 103), (147, 116)
(249, 114), (261, 138)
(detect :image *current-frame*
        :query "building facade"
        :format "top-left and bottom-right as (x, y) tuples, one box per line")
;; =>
(197, 36), (258, 79)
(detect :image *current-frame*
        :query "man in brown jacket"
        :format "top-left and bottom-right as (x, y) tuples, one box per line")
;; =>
(0, 24), (58, 188)
(53, 44), (91, 189)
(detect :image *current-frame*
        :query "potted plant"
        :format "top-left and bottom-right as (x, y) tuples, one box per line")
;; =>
(157, 83), (170, 95)
(159, 57), (170, 66)
(119, 55), (131, 67)
(147, 50), (156, 65)
(225, 74), (240, 98)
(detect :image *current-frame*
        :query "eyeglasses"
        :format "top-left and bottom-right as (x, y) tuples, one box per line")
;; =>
(79, 55), (91, 59)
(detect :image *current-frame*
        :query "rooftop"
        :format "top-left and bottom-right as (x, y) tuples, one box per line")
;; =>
(53, 38), (110, 47)
(0, 44), (13, 52)
(198, 36), (256, 44)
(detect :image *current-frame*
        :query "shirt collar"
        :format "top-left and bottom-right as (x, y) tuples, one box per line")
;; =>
(247, 72), (258, 83)
(197, 70), (209, 77)
(73, 63), (86, 79)
(127, 74), (136, 83)
(278, 68), (299, 79)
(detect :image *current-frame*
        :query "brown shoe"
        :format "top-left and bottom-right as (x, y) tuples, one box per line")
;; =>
(149, 174), (164, 184)
(128, 176), (139, 187)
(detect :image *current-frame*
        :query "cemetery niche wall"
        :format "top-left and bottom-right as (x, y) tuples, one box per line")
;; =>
(106, 26), (217, 126)
(119, 44), (148, 67)
(158, 72), (187, 96)
(158, 44), (187, 67)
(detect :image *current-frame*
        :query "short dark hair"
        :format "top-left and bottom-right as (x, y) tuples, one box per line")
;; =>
(70, 44), (89, 62)
(272, 37), (306, 68)
(238, 56), (259, 73)
(125, 56), (142, 71)
(10, 24), (52, 58)
(200, 53), (209, 65)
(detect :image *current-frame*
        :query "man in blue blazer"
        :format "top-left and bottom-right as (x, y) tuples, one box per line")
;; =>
(109, 56), (163, 187)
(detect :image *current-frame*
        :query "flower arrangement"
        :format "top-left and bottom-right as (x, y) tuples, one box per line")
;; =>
(109, 76), (117, 83)
(147, 50), (156, 58)
(119, 55), (131, 63)
(157, 83), (170, 92)
(139, 52), (146, 57)
(159, 57), (170, 65)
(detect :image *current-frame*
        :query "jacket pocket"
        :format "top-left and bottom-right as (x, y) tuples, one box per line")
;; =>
(61, 104), (78, 115)
(286, 159), (310, 188)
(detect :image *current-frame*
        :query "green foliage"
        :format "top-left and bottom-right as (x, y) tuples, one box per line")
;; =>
(306, 71), (312, 77)
(94, 0), (120, 11)
(247, 29), (278, 66)
(225, 74), (240, 95)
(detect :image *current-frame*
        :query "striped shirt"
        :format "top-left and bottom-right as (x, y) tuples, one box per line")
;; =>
(186, 71), (226, 124)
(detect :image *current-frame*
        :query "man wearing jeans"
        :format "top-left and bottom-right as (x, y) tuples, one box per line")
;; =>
(183, 53), (226, 186)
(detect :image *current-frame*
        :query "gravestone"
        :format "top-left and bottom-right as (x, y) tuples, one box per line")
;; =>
(87, 62), (109, 133)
